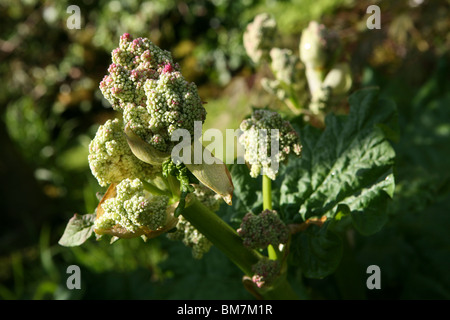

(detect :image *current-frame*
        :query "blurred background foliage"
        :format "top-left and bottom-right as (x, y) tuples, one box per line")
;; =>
(0, 0), (449, 299)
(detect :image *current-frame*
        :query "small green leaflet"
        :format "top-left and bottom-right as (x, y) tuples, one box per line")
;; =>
(58, 213), (96, 247)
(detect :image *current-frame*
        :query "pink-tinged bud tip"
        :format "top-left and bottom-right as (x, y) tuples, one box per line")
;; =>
(162, 63), (173, 74)
(121, 33), (132, 42)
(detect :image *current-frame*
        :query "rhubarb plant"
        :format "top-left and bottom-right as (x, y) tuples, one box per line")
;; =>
(59, 29), (397, 300)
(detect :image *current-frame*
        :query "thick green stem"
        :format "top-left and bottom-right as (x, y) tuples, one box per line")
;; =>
(181, 198), (299, 300)
(263, 277), (300, 300)
(262, 175), (272, 210)
(182, 198), (262, 276)
(263, 175), (279, 261)
(142, 180), (171, 197)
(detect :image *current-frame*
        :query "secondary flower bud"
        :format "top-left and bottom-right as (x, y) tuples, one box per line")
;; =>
(322, 62), (352, 96)
(167, 215), (213, 259)
(237, 209), (289, 250)
(239, 109), (301, 180)
(95, 178), (171, 236)
(270, 48), (301, 86)
(243, 13), (278, 64)
(299, 21), (340, 69)
(252, 258), (281, 288)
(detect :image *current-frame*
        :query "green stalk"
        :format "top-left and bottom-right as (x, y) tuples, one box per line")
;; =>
(141, 180), (171, 197)
(181, 197), (299, 300)
(263, 276), (300, 300)
(262, 174), (273, 211)
(263, 175), (279, 261)
(182, 198), (262, 276)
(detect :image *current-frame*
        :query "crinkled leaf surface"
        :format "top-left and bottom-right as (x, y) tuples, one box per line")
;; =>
(226, 88), (397, 279)
(59, 213), (96, 247)
(290, 222), (343, 279)
(278, 88), (396, 236)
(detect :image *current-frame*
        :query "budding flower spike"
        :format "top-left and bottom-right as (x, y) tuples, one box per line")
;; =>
(269, 48), (301, 87)
(239, 109), (302, 180)
(243, 13), (278, 65)
(299, 21), (340, 71)
(94, 179), (178, 239)
(100, 33), (206, 154)
(96, 33), (233, 208)
(298, 21), (350, 115)
(251, 257), (281, 288)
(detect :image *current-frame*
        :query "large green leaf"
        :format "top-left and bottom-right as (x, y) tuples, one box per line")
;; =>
(289, 222), (343, 279)
(279, 88), (397, 236)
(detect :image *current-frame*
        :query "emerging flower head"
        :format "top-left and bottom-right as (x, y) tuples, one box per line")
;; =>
(251, 258), (281, 288)
(94, 178), (174, 238)
(239, 109), (302, 180)
(88, 118), (159, 187)
(100, 33), (206, 153)
(299, 21), (340, 69)
(237, 209), (289, 250)
(269, 48), (301, 86)
(243, 13), (278, 65)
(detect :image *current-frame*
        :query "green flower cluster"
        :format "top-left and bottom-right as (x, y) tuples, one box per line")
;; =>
(261, 48), (305, 103)
(251, 258), (280, 288)
(192, 183), (222, 213)
(88, 118), (159, 187)
(239, 109), (302, 180)
(167, 215), (213, 259)
(269, 48), (301, 86)
(237, 209), (289, 250)
(99, 33), (206, 153)
(86, 34), (224, 250)
(95, 178), (169, 234)
(166, 183), (220, 259)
